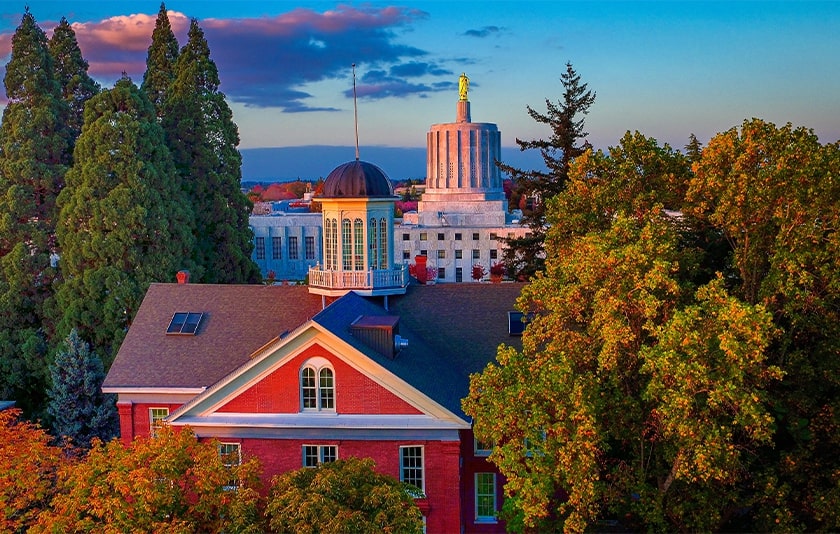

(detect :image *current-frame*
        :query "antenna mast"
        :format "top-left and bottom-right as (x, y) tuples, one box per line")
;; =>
(352, 63), (360, 161)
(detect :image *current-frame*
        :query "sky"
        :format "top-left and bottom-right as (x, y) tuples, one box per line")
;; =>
(1, 1), (839, 158)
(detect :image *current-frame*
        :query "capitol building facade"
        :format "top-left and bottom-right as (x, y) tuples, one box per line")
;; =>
(249, 77), (529, 283)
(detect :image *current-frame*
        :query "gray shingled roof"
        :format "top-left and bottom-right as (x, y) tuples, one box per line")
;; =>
(103, 283), (324, 389)
(105, 282), (524, 419)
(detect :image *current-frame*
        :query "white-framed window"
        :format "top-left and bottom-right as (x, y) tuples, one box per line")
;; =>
(400, 446), (424, 492)
(379, 218), (388, 269)
(301, 359), (335, 411)
(475, 472), (497, 522)
(149, 407), (169, 438)
(218, 442), (241, 490)
(474, 437), (493, 457)
(302, 445), (338, 467)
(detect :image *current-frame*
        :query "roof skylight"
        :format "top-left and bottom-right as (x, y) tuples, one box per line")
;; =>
(167, 312), (204, 335)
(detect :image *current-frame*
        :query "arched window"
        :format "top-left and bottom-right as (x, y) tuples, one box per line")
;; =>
(368, 218), (378, 269)
(341, 218), (352, 270)
(325, 218), (337, 270)
(379, 218), (388, 269)
(301, 359), (335, 411)
(353, 218), (364, 270)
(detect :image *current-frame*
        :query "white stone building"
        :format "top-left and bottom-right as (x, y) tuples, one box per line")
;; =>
(249, 78), (528, 282)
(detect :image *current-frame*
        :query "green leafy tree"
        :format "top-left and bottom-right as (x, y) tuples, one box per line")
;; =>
(48, 17), (100, 143)
(163, 19), (260, 284)
(47, 329), (118, 449)
(464, 133), (782, 532)
(53, 76), (196, 365)
(0, 9), (71, 417)
(266, 457), (424, 534)
(141, 3), (179, 118)
(33, 426), (264, 533)
(498, 62), (595, 280)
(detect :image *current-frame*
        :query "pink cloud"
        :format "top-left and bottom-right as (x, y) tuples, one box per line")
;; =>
(1, 5), (446, 110)
(71, 10), (190, 53)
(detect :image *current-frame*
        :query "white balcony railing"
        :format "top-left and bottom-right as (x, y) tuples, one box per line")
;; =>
(308, 265), (409, 292)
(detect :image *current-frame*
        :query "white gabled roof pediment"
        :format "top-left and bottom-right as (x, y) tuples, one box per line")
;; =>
(168, 320), (469, 430)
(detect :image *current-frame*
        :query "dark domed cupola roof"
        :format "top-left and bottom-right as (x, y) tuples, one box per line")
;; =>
(322, 160), (394, 198)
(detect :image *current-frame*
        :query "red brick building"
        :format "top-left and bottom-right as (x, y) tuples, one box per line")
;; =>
(104, 157), (524, 532)
(103, 281), (522, 532)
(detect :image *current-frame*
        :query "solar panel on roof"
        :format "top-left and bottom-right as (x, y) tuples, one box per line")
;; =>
(167, 312), (204, 335)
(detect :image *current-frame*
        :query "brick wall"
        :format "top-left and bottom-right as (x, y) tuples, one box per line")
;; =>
(216, 343), (421, 415)
(240, 437), (462, 533)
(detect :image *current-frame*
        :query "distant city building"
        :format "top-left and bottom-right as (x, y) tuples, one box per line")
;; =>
(250, 83), (527, 282)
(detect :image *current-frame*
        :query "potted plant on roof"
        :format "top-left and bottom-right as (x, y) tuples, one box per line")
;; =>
(489, 262), (505, 283)
(471, 263), (486, 283)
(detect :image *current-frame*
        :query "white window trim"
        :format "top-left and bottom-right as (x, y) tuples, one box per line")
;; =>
(219, 442), (242, 491)
(474, 437), (493, 457)
(302, 444), (338, 467)
(399, 445), (425, 493)
(149, 407), (169, 438)
(475, 472), (498, 523)
(300, 357), (335, 412)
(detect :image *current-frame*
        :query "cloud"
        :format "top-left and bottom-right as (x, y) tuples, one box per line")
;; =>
(463, 25), (504, 38)
(1, 5), (454, 110)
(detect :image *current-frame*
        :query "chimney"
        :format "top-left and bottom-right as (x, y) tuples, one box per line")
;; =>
(176, 270), (190, 284)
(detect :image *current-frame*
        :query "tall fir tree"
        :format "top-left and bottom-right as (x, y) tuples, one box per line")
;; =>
(48, 17), (100, 144)
(0, 9), (72, 417)
(498, 62), (595, 280)
(163, 19), (260, 283)
(54, 76), (196, 365)
(47, 329), (118, 449)
(141, 3), (179, 119)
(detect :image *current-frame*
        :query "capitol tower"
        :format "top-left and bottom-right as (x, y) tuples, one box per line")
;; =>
(412, 73), (508, 228)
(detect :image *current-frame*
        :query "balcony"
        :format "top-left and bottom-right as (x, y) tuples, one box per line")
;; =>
(308, 265), (409, 297)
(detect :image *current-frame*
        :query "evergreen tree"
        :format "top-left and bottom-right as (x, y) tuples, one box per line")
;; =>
(49, 17), (100, 143)
(54, 76), (196, 365)
(163, 19), (260, 283)
(0, 9), (71, 417)
(47, 329), (118, 449)
(498, 62), (595, 280)
(141, 3), (179, 118)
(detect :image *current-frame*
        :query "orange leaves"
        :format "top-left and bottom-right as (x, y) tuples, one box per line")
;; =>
(0, 409), (66, 533)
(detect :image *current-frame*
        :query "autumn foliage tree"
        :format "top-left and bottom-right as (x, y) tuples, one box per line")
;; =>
(464, 131), (788, 532)
(0, 408), (66, 532)
(266, 457), (424, 534)
(34, 426), (264, 533)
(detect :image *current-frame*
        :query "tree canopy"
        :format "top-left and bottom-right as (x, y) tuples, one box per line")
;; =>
(53, 76), (196, 364)
(48, 17), (100, 143)
(162, 19), (260, 284)
(266, 457), (424, 534)
(465, 124), (840, 532)
(0, 9), (71, 418)
(498, 62), (595, 281)
(47, 329), (118, 449)
(141, 3), (179, 118)
(33, 426), (264, 533)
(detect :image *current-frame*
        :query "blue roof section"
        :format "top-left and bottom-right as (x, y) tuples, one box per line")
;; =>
(313, 291), (473, 420)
